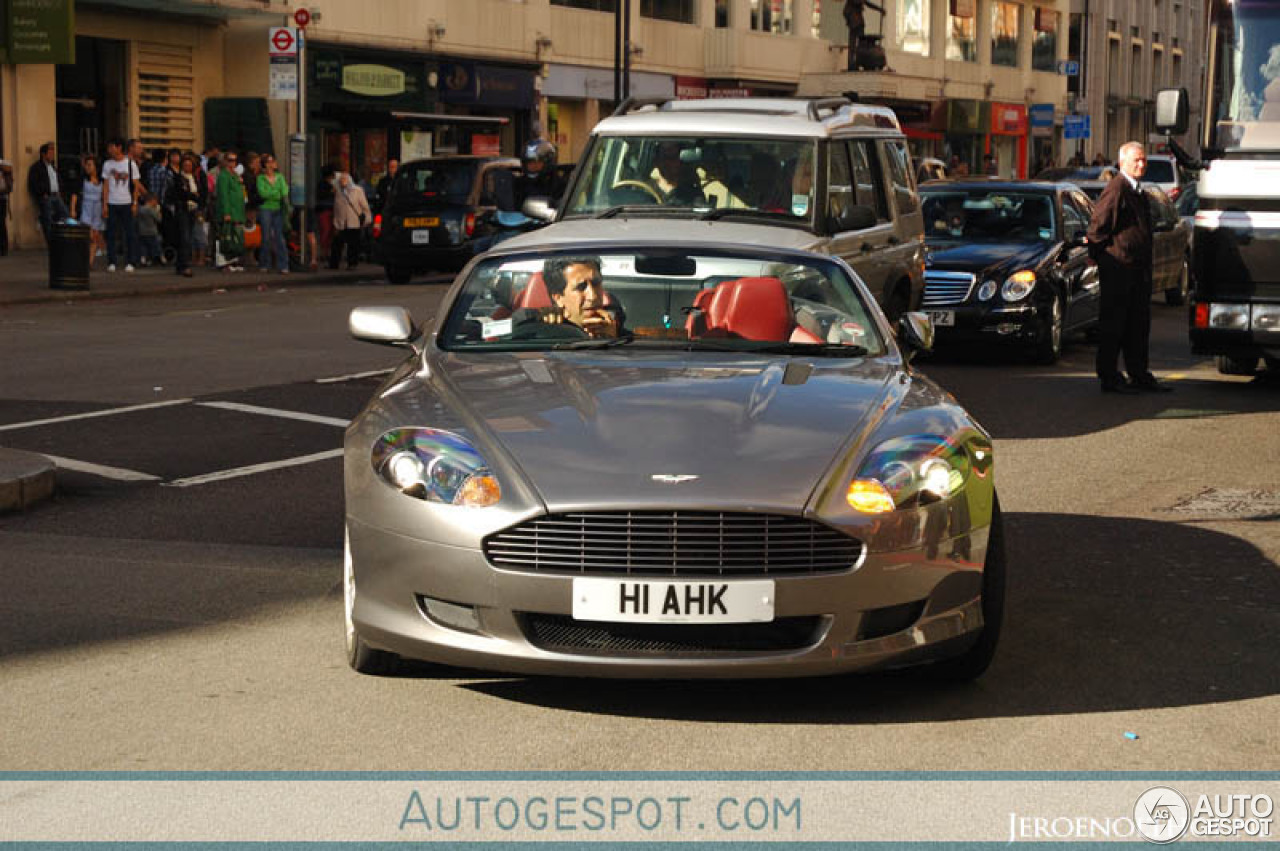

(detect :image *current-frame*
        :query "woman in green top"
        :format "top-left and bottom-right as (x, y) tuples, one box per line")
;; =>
(256, 154), (290, 274)
(214, 153), (246, 271)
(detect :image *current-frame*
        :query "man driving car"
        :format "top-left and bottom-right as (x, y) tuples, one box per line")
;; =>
(543, 255), (623, 338)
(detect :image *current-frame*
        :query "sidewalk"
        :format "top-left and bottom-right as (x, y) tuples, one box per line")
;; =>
(0, 248), (404, 307)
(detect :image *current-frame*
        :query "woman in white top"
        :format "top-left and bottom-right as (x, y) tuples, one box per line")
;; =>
(72, 155), (107, 268)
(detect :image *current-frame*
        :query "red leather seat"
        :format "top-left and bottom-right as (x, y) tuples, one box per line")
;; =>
(687, 276), (797, 341)
(512, 272), (551, 310)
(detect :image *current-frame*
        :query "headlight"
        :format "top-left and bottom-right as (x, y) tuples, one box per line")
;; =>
(1001, 270), (1036, 301)
(371, 428), (501, 507)
(977, 280), (998, 301)
(846, 434), (989, 514)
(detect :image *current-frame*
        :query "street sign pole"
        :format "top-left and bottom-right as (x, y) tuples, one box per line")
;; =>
(297, 25), (307, 268)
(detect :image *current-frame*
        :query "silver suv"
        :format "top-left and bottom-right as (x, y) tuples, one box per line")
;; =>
(542, 97), (926, 319)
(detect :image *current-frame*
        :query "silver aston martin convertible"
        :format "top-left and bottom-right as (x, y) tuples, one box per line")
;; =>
(343, 239), (1003, 680)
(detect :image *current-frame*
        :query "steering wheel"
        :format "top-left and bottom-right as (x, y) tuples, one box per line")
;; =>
(611, 180), (664, 204)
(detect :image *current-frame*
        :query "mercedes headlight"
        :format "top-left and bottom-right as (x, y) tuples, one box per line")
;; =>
(1001, 270), (1036, 302)
(371, 428), (501, 507)
(846, 434), (991, 514)
(977, 280), (998, 301)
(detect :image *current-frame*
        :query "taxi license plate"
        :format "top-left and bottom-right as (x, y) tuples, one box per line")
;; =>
(403, 217), (439, 228)
(411, 230), (431, 245)
(926, 310), (955, 327)
(572, 578), (775, 624)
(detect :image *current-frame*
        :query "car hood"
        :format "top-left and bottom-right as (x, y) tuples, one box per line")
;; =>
(926, 241), (1050, 278)
(433, 350), (899, 512)
(498, 218), (825, 254)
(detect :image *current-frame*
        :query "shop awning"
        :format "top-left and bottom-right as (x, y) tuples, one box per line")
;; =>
(81, 0), (281, 21)
(391, 112), (510, 125)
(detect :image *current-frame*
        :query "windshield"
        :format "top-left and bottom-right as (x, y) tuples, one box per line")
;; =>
(438, 248), (885, 356)
(393, 161), (478, 205)
(1210, 0), (1280, 148)
(562, 137), (818, 222)
(1036, 166), (1115, 181)
(921, 190), (1057, 242)
(1144, 159), (1177, 183)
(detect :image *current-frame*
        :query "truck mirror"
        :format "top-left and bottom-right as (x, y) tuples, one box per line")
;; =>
(1155, 88), (1189, 135)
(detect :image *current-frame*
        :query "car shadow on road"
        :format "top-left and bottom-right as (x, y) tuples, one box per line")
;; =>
(460, 511), (1280, 722)
(916, 354), (1279, 441)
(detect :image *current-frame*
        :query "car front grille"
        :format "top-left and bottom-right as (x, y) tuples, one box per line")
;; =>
(483, 511), (863, 576)
(922, 271), (977, 306)
(519, 613), (825, 654)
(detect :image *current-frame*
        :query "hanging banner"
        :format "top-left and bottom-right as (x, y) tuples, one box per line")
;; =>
(4, 0), (75, 64)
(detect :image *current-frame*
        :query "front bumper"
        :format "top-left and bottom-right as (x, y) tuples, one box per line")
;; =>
(346, 514), (992, 679)
(929, 301), (1046, 346)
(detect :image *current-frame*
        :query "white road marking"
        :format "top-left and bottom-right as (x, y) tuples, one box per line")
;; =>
(165, 449), (344, 488)
(315, 368), (393, 384)
(44, 454), (161, 482)
(197, 401), (349, 428)
(0, 399), (192, 433)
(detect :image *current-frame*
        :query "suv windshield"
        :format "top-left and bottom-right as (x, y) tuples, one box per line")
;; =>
(1144, 159), (1176, 183)
(393, 161), (478, 206)
(438, 248), (884, 355)
(562, 137), (818, 223)
(922, 189), (1057, 242)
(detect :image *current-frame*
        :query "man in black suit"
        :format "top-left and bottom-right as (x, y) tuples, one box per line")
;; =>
(27, 141), (69, 241)
(1086, 141), (1172, 394)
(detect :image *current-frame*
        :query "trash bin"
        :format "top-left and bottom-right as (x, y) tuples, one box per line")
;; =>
(49, 221), (91, 290)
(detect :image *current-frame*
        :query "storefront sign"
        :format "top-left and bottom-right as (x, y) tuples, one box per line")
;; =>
(990, 102), (1027, 135)
(676, 76), (708, 99)
(400, 130), (433, 161)
(471, 134), (501, 156)
(940, 99), (986, 134)
(440, 61), (535, 109)
(342, 64), (407, 98)
(709, 87), (752, 98)
(3, 0), (75, 64)
(1029, 103), (1055, 137)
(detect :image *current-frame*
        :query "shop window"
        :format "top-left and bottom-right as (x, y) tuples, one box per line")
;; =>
(947, 0), (977, 62)
(1032, 8), (1058, 71)
(882, 140), (918, 215)
(642, 0), (696, 23)
(751, 0), (793, 33)
(135, 42), (196, 150)
(991, 0), (1021, 67)
(552, 0), (618, 11)
(898, 0), (930, 55)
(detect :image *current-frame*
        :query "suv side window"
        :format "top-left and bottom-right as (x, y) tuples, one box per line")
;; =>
(827, 141), (855, 227)
(848, 140), (890, 223)
(883, 140), (918, 215)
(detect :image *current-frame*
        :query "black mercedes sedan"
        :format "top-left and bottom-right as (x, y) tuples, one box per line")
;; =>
(919, 180), (1100, 363)
(375, 155), (531, 284)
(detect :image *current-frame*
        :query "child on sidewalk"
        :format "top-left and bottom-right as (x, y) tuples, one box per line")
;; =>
(137, 194), (164, 266)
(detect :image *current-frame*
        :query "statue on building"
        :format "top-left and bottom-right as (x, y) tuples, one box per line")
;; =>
(844, 0), (886, 71)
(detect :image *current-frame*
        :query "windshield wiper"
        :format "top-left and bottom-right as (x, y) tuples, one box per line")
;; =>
(594, 205), (706, 219)
(700, 208), (794, 222)
(551, 333), (637, 350)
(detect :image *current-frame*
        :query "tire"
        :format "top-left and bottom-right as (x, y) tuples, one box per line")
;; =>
(384, 265), (412, 285)
(344, 526), (400, 675)
(927, 498), (1006, 682)
(884, 286), (910, 325)
(1033, 294), (1064, 365)
(1165, 258), (1189, 306)
(1217, 355), (1259, 376)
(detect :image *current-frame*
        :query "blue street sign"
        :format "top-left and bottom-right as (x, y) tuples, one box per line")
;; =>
(1063, 114), (1091, 139)
(1029, 103), (1055, 128)
(1056, 60), (1080, 76)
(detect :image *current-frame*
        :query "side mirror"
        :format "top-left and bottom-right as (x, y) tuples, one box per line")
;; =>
(830, 204), (877, 233)
(349, 306), (418, 348)
(897, 311), (934, 360)
(1155, 88), (1190, 135)
(521, 196), (556, 222)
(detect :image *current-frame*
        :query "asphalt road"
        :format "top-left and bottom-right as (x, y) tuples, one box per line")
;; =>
(1, 285), (1277, 770)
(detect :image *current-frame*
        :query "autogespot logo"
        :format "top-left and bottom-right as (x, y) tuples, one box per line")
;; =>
(1135, 786), (1191, 844)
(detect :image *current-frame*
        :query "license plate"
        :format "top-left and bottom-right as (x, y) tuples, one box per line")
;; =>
(926, 310), (955, 327)
(403, 217), (439, 228)
(572, 578), (775, 624)
(411, 229), (431, 245)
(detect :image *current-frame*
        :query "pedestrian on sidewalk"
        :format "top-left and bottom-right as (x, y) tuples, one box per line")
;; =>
(242, 152), (263, 269)
(330, 171), (371, 271)
(137, 194), (164, 266)
(315, 164), (336, 258)
(0, 158), (13, 256)
(256, 154), (291, 274)
(189, 152), (210, 268)
(27, 142), (70, 242)
(70, 155), (106, 269)
(166, 153), (202, 277)
(214, 152), (247, 272)
(102, 139), (141, 272)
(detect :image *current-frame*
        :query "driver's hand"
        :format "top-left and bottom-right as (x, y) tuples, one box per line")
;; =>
(537, 305), (565, 325)
(579, 308), (619, 338)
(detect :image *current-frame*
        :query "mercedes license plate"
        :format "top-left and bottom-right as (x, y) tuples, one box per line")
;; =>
(926, 310), (955, 327)
(572, 578), (775, 624)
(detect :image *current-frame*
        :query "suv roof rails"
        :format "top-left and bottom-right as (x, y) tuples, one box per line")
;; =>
(807, 97), (853, 121)
(611, 96), (670, 117)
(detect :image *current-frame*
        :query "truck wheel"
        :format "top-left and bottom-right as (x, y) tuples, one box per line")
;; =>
(1217, 355), (1259, 376)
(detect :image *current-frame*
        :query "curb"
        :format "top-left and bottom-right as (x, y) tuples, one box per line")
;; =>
(0, 449), (57, 513)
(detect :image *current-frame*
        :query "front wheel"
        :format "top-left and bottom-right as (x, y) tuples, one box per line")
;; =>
(926, 498), (1006, 682)
(344, 527), (400, 675)
(1032, 294), (1064, 364)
